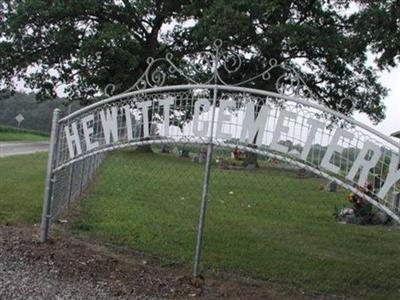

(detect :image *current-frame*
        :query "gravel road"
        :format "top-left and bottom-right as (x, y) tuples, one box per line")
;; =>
(0, 141), (49, 157)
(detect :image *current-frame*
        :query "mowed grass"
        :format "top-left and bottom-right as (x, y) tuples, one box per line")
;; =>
(0, 131), (48, 141)
(0, 152), (48, 223)
(0, 125), (48, 141)
(73, 151), (400, 299)
(0, 151), (399, 298)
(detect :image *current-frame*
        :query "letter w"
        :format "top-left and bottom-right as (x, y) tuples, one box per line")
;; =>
(100, 107), (119, 144)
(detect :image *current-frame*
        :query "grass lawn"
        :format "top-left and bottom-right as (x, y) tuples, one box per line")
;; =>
(71, 150), (400, 299)
(0, 125), (48, 141)
(0, 152), (48, 223)
(0, 131), (48, 141)
(1, 150), (400, 299)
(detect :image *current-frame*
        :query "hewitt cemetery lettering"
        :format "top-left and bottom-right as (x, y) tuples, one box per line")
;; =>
(62, 94), (400, 204)
(39, 41), (400, 278)
(56, 84), (400, 215)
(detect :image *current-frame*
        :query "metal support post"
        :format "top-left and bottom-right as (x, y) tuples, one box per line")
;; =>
(40, 109), (60, 242)
(66, 163), (75, 208)
(80, 158), (86, 193)
(394, 193), (400, 212)
(193, 84), (218, 277)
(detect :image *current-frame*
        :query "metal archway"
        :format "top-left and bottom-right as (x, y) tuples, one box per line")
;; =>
(40, 42), (400, 278)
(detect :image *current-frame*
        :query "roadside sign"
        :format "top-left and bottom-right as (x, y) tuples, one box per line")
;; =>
(15, 113), (24, 128)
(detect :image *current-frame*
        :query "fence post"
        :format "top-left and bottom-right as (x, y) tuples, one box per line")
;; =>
(90, 155), (94, 179)
(193, 85), (218, 277)
(65, 103), (74, 208)
(66, 163), (75, 208)
(393, 192), (400, 212)
(80, 158), (86, 192)
(40, 109), (60, 242)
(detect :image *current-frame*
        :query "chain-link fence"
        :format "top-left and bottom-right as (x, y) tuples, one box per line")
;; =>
(45, 141), (399, 284)
(50, 152), (105, 221)
(39, 85), (400, 279)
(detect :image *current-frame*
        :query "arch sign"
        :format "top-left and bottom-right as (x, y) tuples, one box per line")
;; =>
(40, 41), (400, 276)
(59, 85), (400, 205)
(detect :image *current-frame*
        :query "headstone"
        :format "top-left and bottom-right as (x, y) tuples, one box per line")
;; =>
(296, 168), (306, 178)
(372, 211), (389, 225)
(288, 149), (301, 158)
(199, 149), (207, 163)
(296, 168), (316, 178)
(218, 158), (228, 169)
(179, 148), (189, 157)
(338, 208), (362, 224)
(245, 164), (256, 170)
(324, 181), (337, 192)
(344, 214), (363, 225)
(160, 144), (171, 153)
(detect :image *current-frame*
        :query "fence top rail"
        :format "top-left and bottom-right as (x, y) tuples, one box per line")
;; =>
(59, 84), (400, 150)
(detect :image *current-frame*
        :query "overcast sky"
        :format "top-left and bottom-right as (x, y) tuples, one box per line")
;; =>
(354, 66), (400, 137)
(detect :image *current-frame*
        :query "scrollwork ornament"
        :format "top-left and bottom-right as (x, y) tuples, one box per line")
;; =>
(101, 39), (360, 117)
(149, 66), (166, 88)
(275, 71), (301, 96)
(338, 97), (355, 114)
(104, 84), (116, 97)
(221, 51), (242, 74)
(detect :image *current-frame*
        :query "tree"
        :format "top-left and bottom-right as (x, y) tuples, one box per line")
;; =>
(0, 92), (78, 132)
(351, 0), (400, 69)
(0, 1), (397, 122)
(0, 0), (189, 104)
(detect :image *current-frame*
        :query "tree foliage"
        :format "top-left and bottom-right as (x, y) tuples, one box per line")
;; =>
(1, 0), (399, 122)
(0, 92), (78, 132)
(352, 0), (400, 69)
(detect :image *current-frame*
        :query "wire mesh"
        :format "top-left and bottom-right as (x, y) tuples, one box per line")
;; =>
(67, 143), (207, 264)
(50, 152), (105, 221)
(47, 85), (400, 226)
(203, 145), (347, 269)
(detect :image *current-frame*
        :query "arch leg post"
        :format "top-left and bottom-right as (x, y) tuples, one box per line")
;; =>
(40, 109), (60, 242)
(193, 84), (218, 278)
(193, 143), (214, 277)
